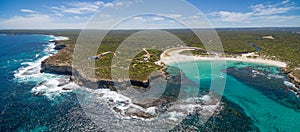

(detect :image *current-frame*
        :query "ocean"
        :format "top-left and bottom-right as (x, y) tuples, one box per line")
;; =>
(0, 34), (299, 131)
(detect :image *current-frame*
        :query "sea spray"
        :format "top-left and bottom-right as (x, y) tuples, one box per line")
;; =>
(14, 35), (73, 99)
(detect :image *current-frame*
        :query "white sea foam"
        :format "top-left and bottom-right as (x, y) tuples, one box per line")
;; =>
(15, 56), (48, 78)
(79, 86), (221, 123)
(14, 34), (222, 129)
(14, 35), (73, 99)
(14, 35), (68, 79)
(252, 70), (265, 76)
(284, 81), (297, 88)
(49, 36), (69, 41)
(267, 74), (285, 79)
(31, 77), (78, 100)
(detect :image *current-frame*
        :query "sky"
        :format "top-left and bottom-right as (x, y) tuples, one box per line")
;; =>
(0, 0), (299, 29)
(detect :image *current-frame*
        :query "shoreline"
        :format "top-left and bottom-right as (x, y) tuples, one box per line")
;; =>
(37, 39), (222, 122)
(159, 47), (287, 68)
(14, 35), (69, 78)
(15, 34), (299, 124)
(158, 47), (300, 96)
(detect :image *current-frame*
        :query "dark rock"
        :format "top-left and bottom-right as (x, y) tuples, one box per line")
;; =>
(281, 67), (292, 74)
(40, 61), (72, 75)
(37, 80), (47, 86)
(112, 107), (121, 113)
(130, 80), (149, 87)
(33, 91), (45, 96)
(62, 87), (72, 90)
(54, 44), (66, 50)
(49, 40), (55, 43)
(288, 70), (300, 89)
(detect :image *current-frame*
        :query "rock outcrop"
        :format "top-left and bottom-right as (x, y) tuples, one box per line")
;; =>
(54, 43), (66, 50)
(288, 69), (300, 91)
(41, 44), (73, 75)
(281, 68), (300, 89)
(40, 44), (151, 90)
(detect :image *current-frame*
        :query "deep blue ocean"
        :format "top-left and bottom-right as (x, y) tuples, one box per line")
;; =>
(0, 34), (95, 131)
(0, 34), (300, 131)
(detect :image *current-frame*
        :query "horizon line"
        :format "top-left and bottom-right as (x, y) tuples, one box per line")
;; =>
(1, 27), (300, 31)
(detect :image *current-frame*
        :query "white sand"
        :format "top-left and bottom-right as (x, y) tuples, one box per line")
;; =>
(262, 36), (274, 39)
(158, 47), (287, 67)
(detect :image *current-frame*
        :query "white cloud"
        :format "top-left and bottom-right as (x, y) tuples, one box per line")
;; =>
(2, 0), (299, 29)
(212, 11), (252, 22)
(209, 0), (298, 25)
(133, 17), (144, 20)
(51, 2), (100, 15)
(282, 0), (290, 4)
(50, 1), (131, 15)
(0, 1), (137, 29)
(0, 14), (51, 29)
(20, 9), (38, 13)
(115, 2), (124, 6)
(152, 17), (164, 21)
(251, 3), (293, 16)
(104, 3), (114, 7)
(0, 13), (85, 29)
(189, 15), (200, 19)
(165, 14), (182, 19)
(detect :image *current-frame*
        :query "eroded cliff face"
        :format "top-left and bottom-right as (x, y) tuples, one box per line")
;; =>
(288, 69), (300, 90)
(281, 67), (300, 90)
(41, 43), (73, 75)
(40, 43), (150, 90)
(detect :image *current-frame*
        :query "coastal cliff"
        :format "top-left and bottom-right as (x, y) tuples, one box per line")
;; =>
(282, 68), (300, 88)
(288, 69), (300, 92)
(41, 41), (73, 75)
(40, 42), (150, 90)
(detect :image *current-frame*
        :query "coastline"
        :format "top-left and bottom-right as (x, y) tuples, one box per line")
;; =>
(158, 47), (287, 68)
(14, 35), (69, 78)
(157, 47), (300, 96)
(38, 38), (224, 122)
(9, 34), (300, 129)
(42, 42), (299, 94)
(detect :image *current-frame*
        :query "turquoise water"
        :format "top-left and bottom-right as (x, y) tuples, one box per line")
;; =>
(170, 61), (300, 131)
(1, 34), (299, 131)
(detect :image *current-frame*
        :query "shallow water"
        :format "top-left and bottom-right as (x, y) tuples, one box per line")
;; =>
(0, 34), (299, 131)
(170, 61), (300, 131)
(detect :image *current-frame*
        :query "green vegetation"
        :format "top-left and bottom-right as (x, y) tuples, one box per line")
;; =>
(173, 29), (300, 68)
(129, 49), (162, 81)
(180, 49), (208, 56)
(1, 28), (300, 81)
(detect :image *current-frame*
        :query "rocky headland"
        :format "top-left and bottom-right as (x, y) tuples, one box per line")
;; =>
(40, 38), (300, 120)
(41, 40), (151, 91)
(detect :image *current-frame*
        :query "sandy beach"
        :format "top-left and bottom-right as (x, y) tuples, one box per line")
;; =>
(158, 47), (287, 67)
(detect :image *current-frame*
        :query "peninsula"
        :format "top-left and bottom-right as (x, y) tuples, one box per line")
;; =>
(1, 28), (299, 92)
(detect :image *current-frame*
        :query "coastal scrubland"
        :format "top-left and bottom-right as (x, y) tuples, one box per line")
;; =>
(1, 28), (300, 83)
